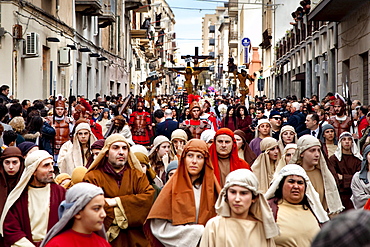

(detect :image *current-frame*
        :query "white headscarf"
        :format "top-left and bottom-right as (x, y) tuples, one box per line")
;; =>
(255, 119), (272, 138)
(215, 169), (279, 239)
(40, 183), (106, 246)
(200, 129), (216, 144)
(0, 150), (53, 235)
(265, 164), (329, 223)
(290, 135), (344, 215)
(277, 125), (297, 153)
(334, 132), (362, 161)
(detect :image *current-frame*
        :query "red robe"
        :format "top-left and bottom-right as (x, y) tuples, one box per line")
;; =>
(129, 111), (151, 145)
(3, 183), (66, 247)
(89, 119), (104, 140)
(44, 229), (110, 247)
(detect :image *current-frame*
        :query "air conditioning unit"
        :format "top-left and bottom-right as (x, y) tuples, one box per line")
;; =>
(58, 47), (71, 66)
(25, 32), (39, 56)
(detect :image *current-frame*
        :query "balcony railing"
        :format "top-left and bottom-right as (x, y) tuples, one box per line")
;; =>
(75, 0), (103, 15)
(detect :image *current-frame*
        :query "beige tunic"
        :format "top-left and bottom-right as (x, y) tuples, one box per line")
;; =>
(274, 200), (320, 247)
(305, 168), (328, 211)
(200, 216), (275, 247)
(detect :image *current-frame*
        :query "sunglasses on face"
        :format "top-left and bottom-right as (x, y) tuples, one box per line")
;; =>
(272, 117), (282, 120)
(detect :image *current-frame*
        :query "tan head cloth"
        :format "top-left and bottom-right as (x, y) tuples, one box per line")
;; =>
(215, 169), (279, 239)
(274, 143), (297, 177)
(88, 133), (143, 172)
(277, 125), (297, 154)
(290, 135), (344, 215)
(251, 137), (280, 193)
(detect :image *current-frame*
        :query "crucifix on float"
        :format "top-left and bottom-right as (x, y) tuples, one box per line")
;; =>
(170, 47), (213, 94)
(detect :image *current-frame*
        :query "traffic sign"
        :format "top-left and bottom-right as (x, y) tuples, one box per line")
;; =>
(241, 38), (250, 47)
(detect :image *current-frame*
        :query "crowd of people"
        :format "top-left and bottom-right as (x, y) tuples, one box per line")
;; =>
(1, 82), (370, 246)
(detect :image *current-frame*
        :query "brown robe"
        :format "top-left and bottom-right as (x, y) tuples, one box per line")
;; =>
(328, 154), (361, 210)
(84, 165), (155, 247)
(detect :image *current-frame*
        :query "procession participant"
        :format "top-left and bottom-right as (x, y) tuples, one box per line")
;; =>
(17, 141), (39, 158)
(277, 125), (297, 154)
(251, 137), (280, 193)
(41, 183), (110, 247)
(290, 135), (344, 214)
(72, 103), (104, 140)
(129, 101), (152, 145)
(46, 96), (72, 162)
(105, 115), (134, 145)
(249, 119), (272, 156)
(234, 130), (257, 165)
(328, 94), (352, 138)
(0, 147), (25, 247)
(320, 124), (337, 157)
(350, 145), (370, 209)
(0, 150), (66, 247)
(84, 134), (154, 247)
(209, 128), (251, 187)
(148, 136), (174, 187)
(200, 99), (218, 131)
(274, 144), (297, 176)
(200, 129), (216, 148)
(329, 132), (362, 210)
(221, 106), (237, 131)
(96, 108), (111, 136)
(171, 129), (188, 159)
(235, 105), (253, 143)
(58, 123), (97, 175)
(200, 169), (279, 247)
(180, 95), (211, 139)
(265, 164), (329, 247)
(146, 139), (220, 247)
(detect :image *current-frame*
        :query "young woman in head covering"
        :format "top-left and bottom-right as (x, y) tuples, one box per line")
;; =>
(249, 119), (272, 156)
(200, 169), (279, 247)
(170, 129), (188, 159)
(221, 106), (237, 131)
(277, 125), (297, 154)
(41, 182), (110, 247)
(265, 164), (329, 247)
(251, 137), (281, 193)
(146, 139), (220, 247)
(234, 130), (257, 165)
(350, 145), (370, 209)
(96, 108), (111, 136)
(235, 105), (253, 143)
(148, 135), (174, 187)
(274, 144), (297, 176)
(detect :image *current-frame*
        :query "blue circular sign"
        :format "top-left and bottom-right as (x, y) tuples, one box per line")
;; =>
(242, 37), (250, 47)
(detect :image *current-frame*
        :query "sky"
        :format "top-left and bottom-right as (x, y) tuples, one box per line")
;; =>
(165, 0), (224, 63)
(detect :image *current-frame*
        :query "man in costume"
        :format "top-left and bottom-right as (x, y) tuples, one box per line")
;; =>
(84, 134), (154, 247)
(328, 132), (362, 210)
(129, 101), (152, 145)
(0, 150), (66, 246)
(200, 99), (218, 131)
(209, 128), (251, 187)
(328, 95), (352, 138)
(46, 95), (73, 164)
(180, 95), (211, 139)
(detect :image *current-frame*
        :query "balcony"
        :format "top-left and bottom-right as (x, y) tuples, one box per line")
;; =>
(130, 29), (147, 39)
(125, 0), (150, 12)
(259, 28), (272, 49)
(98, 0), (116, 28)
(75, 0), (103, 15)
(308, 0), (366, 22)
